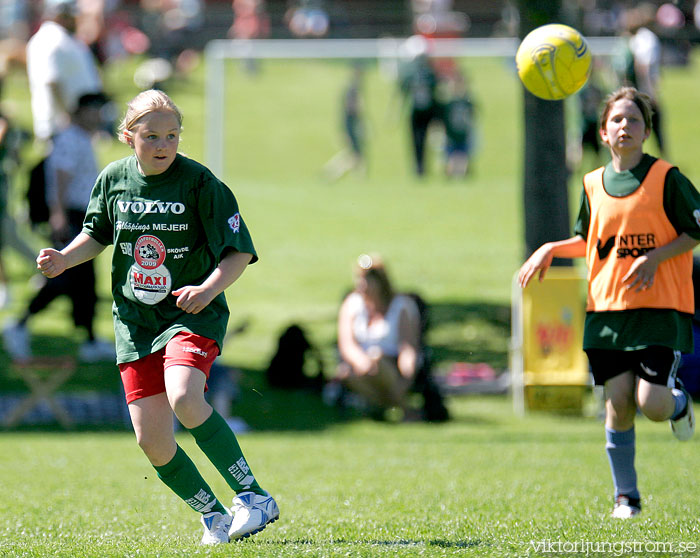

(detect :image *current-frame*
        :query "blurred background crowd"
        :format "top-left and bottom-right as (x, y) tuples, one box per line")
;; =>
(2, 0), (700, 72)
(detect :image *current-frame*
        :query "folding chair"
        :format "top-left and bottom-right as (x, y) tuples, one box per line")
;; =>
(3, 357), (77, 429)
(510, 267), (591, 415)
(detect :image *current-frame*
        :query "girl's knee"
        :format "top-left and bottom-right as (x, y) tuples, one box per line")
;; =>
(606, 396), (637, 429)
(638, 399), (671, 422)
(135, 430), (176, 465)
(637, 382), (675, 422)
(168, 389), (210, 428)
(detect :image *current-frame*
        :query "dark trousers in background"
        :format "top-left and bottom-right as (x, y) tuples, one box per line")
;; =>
(26, 209), (97, 335)
(27, 260), (97, 333)
(411, 107), (438, 176)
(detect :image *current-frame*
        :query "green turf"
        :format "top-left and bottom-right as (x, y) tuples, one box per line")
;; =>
(1, 396), (699, 557)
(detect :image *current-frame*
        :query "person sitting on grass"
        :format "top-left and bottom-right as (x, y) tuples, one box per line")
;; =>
(518, 86), (697, 519)
(335, 253), (421, 420)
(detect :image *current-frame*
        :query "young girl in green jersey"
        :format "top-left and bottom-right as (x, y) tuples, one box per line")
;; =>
(518, 86), (698, 519)
(37, 89), (278, 544)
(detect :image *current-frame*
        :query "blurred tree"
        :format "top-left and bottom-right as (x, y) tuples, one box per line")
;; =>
(517, 0), (572, 265)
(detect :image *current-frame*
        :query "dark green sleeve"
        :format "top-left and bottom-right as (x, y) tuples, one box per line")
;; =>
(663, 168), (700, 240)
(573, 185), (590, 239)
(199, 174), (258, 264)
(81, 173), (113, 246)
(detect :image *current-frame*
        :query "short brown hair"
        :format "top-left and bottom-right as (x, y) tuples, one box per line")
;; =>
(599, 86), (653, 132)
(354, 253), (395, 314)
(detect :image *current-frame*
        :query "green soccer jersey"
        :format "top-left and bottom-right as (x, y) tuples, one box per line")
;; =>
(82, 153), (257, 363)
(573, 154), (700, 352)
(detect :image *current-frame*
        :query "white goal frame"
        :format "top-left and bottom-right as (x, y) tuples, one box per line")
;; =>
(203, 36), (620, 177)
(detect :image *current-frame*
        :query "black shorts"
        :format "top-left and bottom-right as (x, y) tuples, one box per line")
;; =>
(585, 346), (681, 388)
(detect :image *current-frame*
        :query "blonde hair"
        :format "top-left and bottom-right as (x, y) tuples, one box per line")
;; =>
(117, 89), (183, 144)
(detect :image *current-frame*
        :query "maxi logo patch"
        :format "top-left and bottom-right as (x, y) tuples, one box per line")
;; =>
(130, 234), (171, 304)
(130, 264), (172, 305)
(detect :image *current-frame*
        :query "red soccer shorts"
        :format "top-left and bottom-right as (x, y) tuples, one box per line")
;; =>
(119, 332), (219, 404)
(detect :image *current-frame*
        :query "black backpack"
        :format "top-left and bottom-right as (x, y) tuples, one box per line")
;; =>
(266, 324), (324, 391)
(27, 157), (49, 226)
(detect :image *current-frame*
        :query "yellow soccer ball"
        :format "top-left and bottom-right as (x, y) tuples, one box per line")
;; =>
(515, 23), (592, 101)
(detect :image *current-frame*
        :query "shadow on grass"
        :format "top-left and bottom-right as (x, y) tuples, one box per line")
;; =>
(232, 299), (511, 432)
(0, 300), (512, 432)
(233, 366), (352, 432)
(426, 300), (511, 372)
(0, 333), (120, 392)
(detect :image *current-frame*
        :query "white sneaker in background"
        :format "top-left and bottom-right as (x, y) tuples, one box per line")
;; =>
(79, 339), (116, 362)
(671, 380), (695, 441)
(611, 495), (641, 519)
(3, 320), (31, 362)
(0, 284), (10, 310)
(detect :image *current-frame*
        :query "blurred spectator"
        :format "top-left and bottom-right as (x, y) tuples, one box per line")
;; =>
(0, 0), (30, 41)
(441, 69), (475, 179)
(75, 0), (110, 64)
(3, 93), (115, 363)
(398, 36), (441, 177)
(229, 0), (269, 74)
(322, 63), (366, 182)
(101, 11), (151, 63)
(0, 74), (39, 283)
(656, 2), (686, 29)
(26, 0), (103, 143)
(230, 0), (269, 40)
(411, 0), (469, 79)
(333, 253), (422, 420)
(576, 64), (606, 166)
(137, 0), (203, 85)
(492, 0), (518, 37)
(285, 0), (329, 38)
(411, 0), (469, 38)
(617, 4), (665, 155)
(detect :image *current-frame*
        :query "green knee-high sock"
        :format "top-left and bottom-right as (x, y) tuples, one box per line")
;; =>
(189, 410), (265, 495)
(154, 445), (228, 514)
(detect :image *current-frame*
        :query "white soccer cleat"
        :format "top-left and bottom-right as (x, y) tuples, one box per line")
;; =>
(671, 382), (695, 441)
(2, 320), (31, 362)
(229, 491), (279, 540)
(611, 495), (641, 519)
(200, 510), (233, 544)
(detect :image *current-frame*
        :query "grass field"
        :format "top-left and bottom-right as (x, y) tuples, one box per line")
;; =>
(1, 396), (700, 557)
(1, 47), (700, 557)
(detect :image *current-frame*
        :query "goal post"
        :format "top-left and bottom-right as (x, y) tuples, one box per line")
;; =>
(203, 36), (621, 177)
